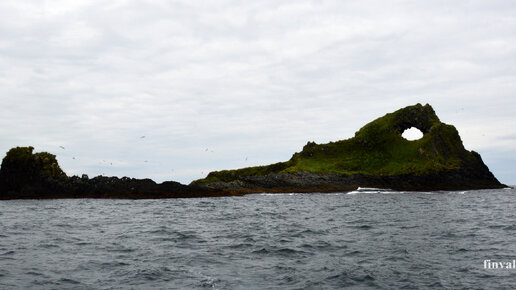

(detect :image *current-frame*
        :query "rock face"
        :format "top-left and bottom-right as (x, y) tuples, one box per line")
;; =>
(193, 104), (506, 191)
(0, 147), (238, 199)
(0, 146), (67, 196)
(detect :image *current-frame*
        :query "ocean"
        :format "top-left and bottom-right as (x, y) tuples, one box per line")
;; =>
(1, 187), (515, 289)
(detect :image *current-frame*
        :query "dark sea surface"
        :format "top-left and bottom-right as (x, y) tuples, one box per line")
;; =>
(1, 187), (516, 289)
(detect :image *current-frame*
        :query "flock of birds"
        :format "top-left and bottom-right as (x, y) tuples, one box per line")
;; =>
(58, 135), (250, 178)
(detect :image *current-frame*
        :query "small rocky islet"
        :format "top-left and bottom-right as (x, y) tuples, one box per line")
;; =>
(0, 104), (506, 199)
(0, 146), (236, 199)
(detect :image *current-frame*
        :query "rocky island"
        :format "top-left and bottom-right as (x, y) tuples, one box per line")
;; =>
(0, 146), (238, 199)
(192, 104), (506, 192)
(0, 104), (506, 199)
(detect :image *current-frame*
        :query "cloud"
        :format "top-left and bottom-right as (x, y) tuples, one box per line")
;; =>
(499, 134), (516, 141)
(1, 0), (515, 184)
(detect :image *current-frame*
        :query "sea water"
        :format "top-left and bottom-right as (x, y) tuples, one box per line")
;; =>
(1, 187), (515, 289)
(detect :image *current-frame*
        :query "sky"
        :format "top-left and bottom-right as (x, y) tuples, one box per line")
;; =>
(1, 0), (515, 185)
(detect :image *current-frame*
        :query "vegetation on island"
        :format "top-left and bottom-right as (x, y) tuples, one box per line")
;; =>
(193, 104), (485, 185)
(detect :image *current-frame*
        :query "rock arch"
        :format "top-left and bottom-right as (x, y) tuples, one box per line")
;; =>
(402, 127), (424, 140)
(392, 103), (439, 135)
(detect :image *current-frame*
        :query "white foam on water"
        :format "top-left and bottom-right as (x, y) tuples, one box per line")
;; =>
(258, 192), (302, 196)
(381, 191), (406, 194)
(348, 187), (395, 194)
(357, 187), (391, 191)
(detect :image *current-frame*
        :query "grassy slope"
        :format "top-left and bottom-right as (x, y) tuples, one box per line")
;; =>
(193, 104), (478, 185)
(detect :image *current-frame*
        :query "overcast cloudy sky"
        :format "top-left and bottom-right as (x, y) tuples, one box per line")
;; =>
(1, 0), (515, 184)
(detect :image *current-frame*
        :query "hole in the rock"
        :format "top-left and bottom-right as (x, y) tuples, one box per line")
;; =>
(402, 127), (424, 141)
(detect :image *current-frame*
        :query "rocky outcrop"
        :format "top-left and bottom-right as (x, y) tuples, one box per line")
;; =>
(0, 147), (239, 199)
(193, 104), (507, 192)
(201, 165), (502, 192)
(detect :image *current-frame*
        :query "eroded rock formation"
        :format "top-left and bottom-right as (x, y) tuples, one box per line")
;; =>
(193, 104), (506, 191)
